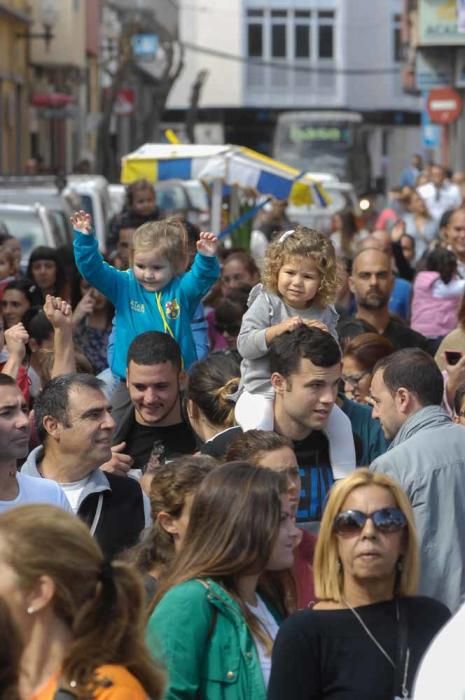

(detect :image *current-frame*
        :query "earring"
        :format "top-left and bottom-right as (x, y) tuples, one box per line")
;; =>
(396, 557), (404, 573)
(337, 558), (342, 572)
(27, 606), (35, 615)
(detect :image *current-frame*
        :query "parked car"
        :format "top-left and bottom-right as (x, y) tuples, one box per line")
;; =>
(0, 203), (63, 268)
(67, 175), (111, 252)
(108, 184), (126, 219)
(0, 178), (78, 244)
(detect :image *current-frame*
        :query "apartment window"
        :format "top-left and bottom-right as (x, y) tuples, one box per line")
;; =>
(295, 10), (311, 59)
(246, 7), (335, 62)
(393, 13), (402, 62)
(271, 10), (287, 58)
(317, 11), (334, 59)
(247, 9), (264, 57)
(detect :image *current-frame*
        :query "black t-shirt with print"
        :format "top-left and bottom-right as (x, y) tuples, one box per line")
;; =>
(291, 430), (334, 524)
(125, 420), (196, 469)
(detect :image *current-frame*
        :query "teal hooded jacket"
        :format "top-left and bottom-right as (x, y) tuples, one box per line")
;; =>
(73, 230), (220, 378)
(147, 578), (280, 700)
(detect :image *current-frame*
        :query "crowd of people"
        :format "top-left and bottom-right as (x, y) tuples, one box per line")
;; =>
(1, 164), (465, 698)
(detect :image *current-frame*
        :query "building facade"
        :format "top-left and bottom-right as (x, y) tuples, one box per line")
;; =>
(166, 0), (422, 187)
(0, 1), (31, 174)
(28, 0), (92, 173)
(401, 0), (465, 170)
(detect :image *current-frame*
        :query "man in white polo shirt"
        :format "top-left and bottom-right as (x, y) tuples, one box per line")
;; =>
(417, 163), (462, 222)
(0, 374), (70, 512)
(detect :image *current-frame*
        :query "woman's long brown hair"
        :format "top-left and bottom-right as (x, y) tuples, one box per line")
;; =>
(151, 462), (290, 652)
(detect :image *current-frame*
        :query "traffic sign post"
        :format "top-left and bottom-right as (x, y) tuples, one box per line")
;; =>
(427, 87), (463, 168)
(427, 87), (463, 123)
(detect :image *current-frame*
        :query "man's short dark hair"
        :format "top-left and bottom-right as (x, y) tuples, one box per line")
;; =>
(269, 326), (341, 378)
(373, 348), (443, 407)
(34, 373), (104, 443)
(337, 317), (377, 352)
(127, 331), (182, 371)
(0, 374), (16, 388)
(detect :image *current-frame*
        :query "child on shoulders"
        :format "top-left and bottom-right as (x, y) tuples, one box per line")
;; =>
(71, 211), (220, 380)
(236, 227), (356, 478)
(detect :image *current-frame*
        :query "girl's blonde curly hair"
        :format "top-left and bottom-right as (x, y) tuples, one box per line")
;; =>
(262, 226), (338, 306)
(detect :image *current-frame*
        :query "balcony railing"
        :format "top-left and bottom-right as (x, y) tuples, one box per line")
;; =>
(244, 60), (341, 106)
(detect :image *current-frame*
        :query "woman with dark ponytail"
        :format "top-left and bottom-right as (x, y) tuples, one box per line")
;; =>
(0, 504), (164, 700)
(186, 350), (242, 457)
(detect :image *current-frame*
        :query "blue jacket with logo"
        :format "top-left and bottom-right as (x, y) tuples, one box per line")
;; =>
(73, 230), (220, 378)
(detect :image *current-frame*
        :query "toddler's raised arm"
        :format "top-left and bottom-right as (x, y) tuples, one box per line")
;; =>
(72, 210), (124, 304)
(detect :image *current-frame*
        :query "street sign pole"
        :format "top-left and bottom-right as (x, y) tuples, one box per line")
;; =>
(427, 87), (463, 167)
(442, 123), (450, 168)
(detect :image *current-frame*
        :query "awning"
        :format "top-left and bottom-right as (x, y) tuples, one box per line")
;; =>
(121, 143), (330, 207)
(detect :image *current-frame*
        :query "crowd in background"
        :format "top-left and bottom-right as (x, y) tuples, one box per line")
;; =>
(1, 159), (465, 698)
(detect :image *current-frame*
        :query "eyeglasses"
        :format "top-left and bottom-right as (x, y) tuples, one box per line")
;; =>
(333, 508), (407, 535)
(342, 370), (371, 388)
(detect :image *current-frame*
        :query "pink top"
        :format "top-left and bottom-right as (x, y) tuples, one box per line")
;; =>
(411, 271), (462, 337)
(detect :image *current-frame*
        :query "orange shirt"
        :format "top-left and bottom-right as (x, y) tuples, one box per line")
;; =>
(28, 665), (148, 700)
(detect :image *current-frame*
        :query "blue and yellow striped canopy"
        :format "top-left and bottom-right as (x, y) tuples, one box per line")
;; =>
(121, 143), (330, 207)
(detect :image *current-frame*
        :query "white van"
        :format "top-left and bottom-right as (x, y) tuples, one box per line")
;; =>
(0, 203), (60, 268)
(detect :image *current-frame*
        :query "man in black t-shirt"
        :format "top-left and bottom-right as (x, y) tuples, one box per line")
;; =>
(269, 326), (348, 526)
(346, 247), (430, 353)
(113, 331), (196, 470)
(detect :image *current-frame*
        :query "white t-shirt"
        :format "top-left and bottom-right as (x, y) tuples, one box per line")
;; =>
(414, 602), (465, 699)
(417, 181), (462, 222)
(247, 595), (279, 688)
(60, 476), (91, 513)
(432, 277), (465, 299)
(0, 472), (72, 513)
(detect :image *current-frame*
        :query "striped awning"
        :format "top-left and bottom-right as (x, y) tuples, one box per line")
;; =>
(121, 143), (330, 207)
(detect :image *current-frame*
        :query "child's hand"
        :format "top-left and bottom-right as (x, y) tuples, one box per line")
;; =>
(197, 231), (218, 257)
(70, 210), (93, 234)
(391, 219), (406, 243)
(4, 323), (29, 361)
(303, 319), (329, 333)
(43, 295), (73, 330)
(266, 316), (304, 345)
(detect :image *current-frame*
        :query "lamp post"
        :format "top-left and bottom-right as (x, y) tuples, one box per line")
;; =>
(17, 0), (58, 50)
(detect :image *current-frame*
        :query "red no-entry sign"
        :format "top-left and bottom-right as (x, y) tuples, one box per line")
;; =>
(427, 87), (463, 124)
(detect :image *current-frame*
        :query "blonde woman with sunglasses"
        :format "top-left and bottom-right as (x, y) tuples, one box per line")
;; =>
(268, 469), (450, 700)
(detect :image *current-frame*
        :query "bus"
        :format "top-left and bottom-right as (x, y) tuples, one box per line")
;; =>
(272, 110), (371, 194)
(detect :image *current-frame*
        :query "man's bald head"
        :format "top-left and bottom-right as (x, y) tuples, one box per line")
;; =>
(352, 246), (392, 273)
(358, 232), (392, 257)
(350, 247), (394, 310)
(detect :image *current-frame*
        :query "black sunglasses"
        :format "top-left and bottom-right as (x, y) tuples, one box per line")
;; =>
(333, 508), (407, 535)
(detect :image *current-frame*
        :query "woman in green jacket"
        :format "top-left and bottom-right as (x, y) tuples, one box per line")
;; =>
(146, 461), (298, 700)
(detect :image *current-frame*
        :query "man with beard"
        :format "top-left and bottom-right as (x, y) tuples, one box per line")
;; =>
(347, 247), (429, 352)
(113, 331), (196, 470)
